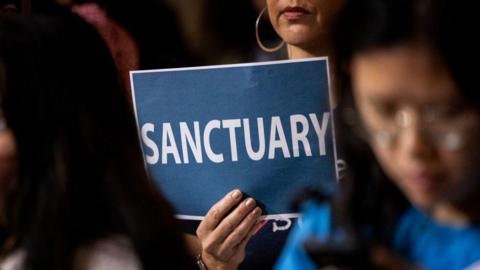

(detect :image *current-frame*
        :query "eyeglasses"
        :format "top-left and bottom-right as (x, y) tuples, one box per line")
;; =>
(356, 106), (479, 151)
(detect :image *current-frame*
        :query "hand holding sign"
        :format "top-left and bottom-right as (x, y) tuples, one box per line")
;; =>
(196, 190), (265, 270)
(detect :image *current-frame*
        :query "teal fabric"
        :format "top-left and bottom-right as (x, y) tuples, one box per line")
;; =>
(275, 203), (480, 270)
(394, 207), (480, 270)
(274, 201), (331, 270)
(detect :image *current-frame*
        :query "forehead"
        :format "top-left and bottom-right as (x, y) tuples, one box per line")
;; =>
(351, 44), (459, 105)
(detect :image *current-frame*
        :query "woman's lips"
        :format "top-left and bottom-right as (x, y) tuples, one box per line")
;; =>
(406, 172), (441, 193)
(281, 7), (311, 20)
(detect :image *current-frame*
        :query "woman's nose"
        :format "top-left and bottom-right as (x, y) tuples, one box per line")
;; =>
(397, 111), (436, 161)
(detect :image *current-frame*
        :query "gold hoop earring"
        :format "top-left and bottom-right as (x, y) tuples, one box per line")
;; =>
(255, 7), (285, 53)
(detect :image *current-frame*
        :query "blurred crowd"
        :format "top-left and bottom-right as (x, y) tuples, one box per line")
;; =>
(0, 0), (479, 270)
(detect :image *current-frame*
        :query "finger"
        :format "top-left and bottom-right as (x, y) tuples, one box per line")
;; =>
(236, 233), (251, 254)
(235, 216), (260, 252)
(208, 197), (257, 245)
(197, 189), (243, 235)
(217, 209), (260, 260)
(229, 232), (254, 265)
(221, 207), (262, 251)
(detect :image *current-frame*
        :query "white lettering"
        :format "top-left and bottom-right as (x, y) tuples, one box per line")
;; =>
(141, 113), (331, 165)
(161, 123), (182, 164)
(141, 123), (159, 165)
(180, 122), (203, 164)
(203, 120), (224, 163)
(243, 118), (265, 161)
(222, 119), (242, 162)
(268, 116), (291, 159)
(309, 113), (330, 156)
(290, 114), (312, 157)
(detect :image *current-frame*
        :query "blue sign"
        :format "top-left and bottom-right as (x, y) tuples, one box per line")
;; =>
(131, 58), (338, 219)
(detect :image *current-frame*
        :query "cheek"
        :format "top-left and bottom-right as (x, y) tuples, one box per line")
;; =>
(314, 12), (323, 33)
(322, 0), (344, 17)
(266, 0), (275, 9)
(439, 148), (480, 198)
(268, 12), (279, 32)
(266, 0), (279, 18)
(0, 133), (15, 158)
(370, 144), (420, 204)
(266, 2), (280, 31)
(371, 144), (403, 182)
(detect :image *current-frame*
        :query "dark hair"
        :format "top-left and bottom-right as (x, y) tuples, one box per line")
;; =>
(332, 0), (480, 244)
(0, 7), (194, 270)
(31, 0), (196, 69)
(85, 0), (196, 69)
(202, 0), (259, 63)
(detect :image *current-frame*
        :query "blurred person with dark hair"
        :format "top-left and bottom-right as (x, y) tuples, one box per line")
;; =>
(0, 6), (195, 270)
(275, 0), (480, 269)
(201, 0), (261, 63)
(168, 0), (274, 65)
(31, 0), (195, 98)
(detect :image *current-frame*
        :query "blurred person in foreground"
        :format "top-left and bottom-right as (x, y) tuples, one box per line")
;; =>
(0, 6), (195, 270)
(276, 0), (480, 269)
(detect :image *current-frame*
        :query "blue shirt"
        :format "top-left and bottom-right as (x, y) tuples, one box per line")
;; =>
(275, 203), (480, 270)
(274, 201), (331, 270)
(394, 207), (480, 270)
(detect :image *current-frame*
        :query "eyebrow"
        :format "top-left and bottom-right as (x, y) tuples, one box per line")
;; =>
(365, 94), (399, 105)
(364, 89), (464, 106)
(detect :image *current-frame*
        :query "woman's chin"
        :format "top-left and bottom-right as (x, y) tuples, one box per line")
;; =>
(282, 28), (321, 48)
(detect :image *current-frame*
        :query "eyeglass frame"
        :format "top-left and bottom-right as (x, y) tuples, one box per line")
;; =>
(343, 105), (480, 151)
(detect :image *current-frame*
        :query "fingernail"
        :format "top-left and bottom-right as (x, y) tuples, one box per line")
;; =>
(245, 198), (255, 207)
(252, 207), (261, 217)
(231, 190), (241, 200)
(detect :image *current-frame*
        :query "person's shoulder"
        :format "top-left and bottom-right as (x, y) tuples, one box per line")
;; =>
(457, 224), (480, 263)
(436, 224), (480, 270)
(74, 236), (141, 270)
(393, 207), (428, 255)
(395, 208), (480, 269)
